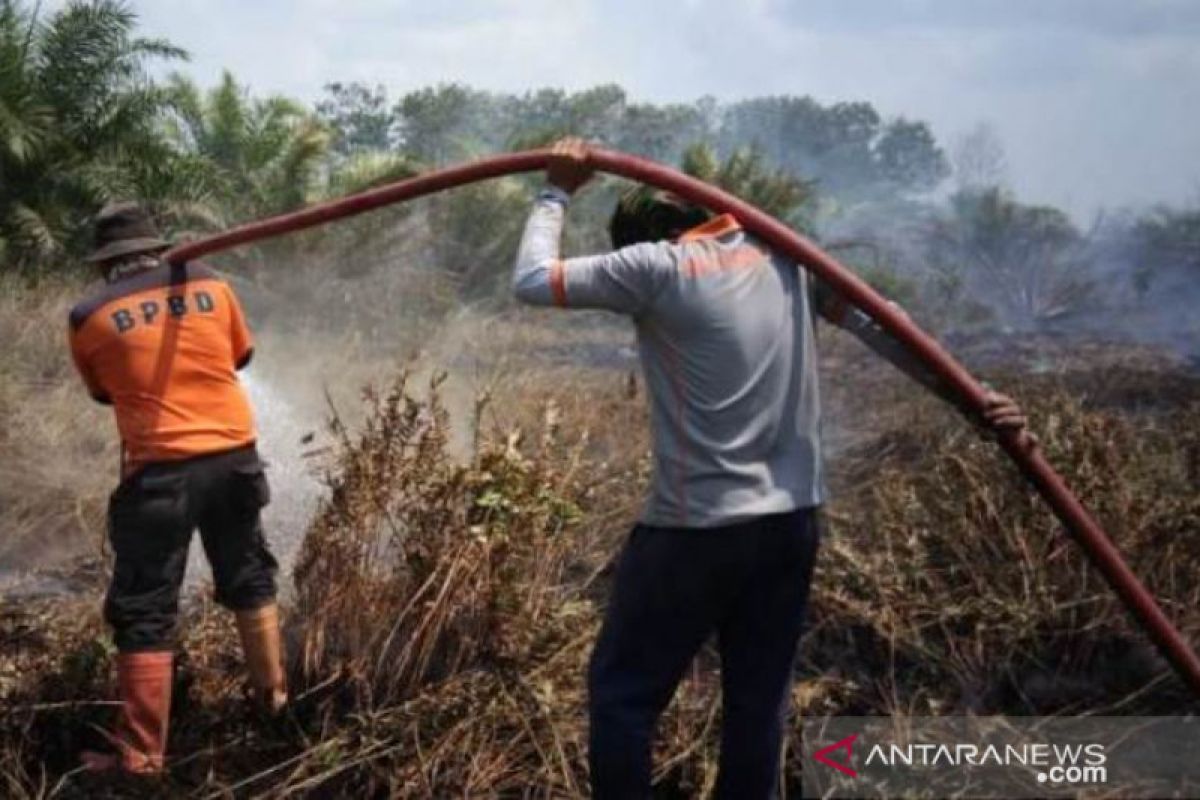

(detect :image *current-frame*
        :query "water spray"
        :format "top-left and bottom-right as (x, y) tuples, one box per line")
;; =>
(164, 147), (1200, 699)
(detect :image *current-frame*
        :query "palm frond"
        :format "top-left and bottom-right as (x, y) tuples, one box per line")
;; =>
(0, 94), (52, 164)
(268, 115), (330, 210)
(205, 71), (250, 170)
(326, 151), (420, 197)
(4, 201), (61, 261)
(161, 72), (206, 149)
(129, 35), (187, 61)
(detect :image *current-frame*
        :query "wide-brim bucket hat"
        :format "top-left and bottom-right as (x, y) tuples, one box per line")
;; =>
(85, 202), (170, 263)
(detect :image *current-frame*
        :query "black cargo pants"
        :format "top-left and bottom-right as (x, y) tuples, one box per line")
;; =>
(104, 444), (278, 652)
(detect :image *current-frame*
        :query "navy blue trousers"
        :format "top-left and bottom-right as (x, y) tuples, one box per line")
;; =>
(588, 507), (821, 799)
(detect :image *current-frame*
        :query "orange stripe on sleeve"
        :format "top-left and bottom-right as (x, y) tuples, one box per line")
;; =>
(549, 259), (567, 306)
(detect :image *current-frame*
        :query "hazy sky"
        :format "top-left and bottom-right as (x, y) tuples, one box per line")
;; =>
(76, 1), (1200, 216)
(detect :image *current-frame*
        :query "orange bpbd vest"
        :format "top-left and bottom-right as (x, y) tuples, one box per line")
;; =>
(68, 262), (257, 469)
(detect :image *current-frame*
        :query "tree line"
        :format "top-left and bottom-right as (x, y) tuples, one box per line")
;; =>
(2, 0), (1196, 340)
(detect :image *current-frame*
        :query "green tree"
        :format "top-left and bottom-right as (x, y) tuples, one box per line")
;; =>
(1131, 204), (1200, 294)
(395, 83), (488, 165)
(162, 71), (423, 282)
(316, 81), (396, 157)
(503, 85), (628, 147)
(875, 118), (950, 195)
(925, 187), (1093, 328)
(680, 142), (815, 228)
(0, 0), (202, 270)
(426, 179), (531, 300)
(719, 95), (947, 201)
(163, 71), (332, 221)
(615, 99), (711, 162)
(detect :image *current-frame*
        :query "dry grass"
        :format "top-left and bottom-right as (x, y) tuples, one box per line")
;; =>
(807, 373), (1200, 720)
(0, 273), (117, 575)
(2, 299), (1199, 797)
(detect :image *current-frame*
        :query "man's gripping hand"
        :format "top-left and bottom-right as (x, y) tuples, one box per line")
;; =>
(546, 137), (595, 195)
(979, 390), (1039, 449)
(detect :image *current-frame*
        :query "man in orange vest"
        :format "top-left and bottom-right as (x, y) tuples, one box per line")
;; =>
(68, 203), (287, 774)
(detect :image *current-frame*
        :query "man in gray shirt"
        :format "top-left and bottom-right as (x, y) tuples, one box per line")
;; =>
(513, 138), (1030, 798)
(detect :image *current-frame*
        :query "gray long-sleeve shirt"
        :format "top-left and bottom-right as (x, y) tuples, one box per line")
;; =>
(513, 186), (946, 528)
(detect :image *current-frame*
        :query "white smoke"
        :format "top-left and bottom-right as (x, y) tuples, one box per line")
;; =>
(184, 367), (324, 597)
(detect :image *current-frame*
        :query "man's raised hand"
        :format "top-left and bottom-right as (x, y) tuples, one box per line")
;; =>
(546, 137), (595, 195)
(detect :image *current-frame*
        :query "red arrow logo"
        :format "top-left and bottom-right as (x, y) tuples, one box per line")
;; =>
(813, 733), (859, 777)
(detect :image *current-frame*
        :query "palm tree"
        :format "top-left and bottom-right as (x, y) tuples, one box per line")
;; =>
(0, 0), (208, 270)
(163, 71), (332, 223)
(680, 142), (816, 229)
(161, 71), (426, 278)
(924, 187), (1094, 328)
(165, 72), (422, 219)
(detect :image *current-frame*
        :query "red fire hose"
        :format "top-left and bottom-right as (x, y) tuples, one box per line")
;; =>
(165, 146), (1200, 698)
